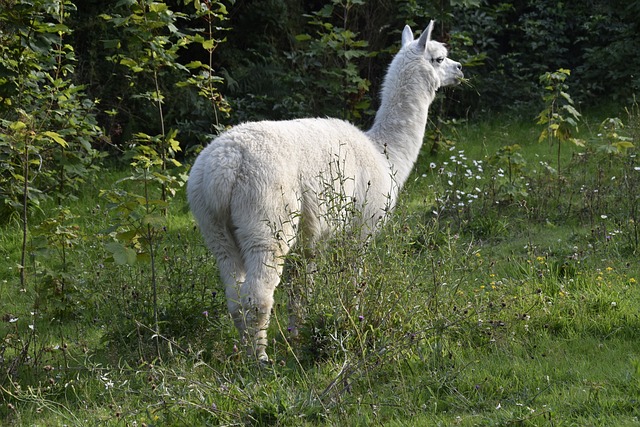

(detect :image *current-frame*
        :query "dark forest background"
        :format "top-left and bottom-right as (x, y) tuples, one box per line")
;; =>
(1, 0), (639, 220)
(5, 0), (639, 144)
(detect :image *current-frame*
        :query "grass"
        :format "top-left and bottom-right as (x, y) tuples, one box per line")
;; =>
(1, 107), (639, 426)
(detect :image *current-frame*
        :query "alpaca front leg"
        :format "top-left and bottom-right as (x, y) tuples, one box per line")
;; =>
(225, 287), (273, 362)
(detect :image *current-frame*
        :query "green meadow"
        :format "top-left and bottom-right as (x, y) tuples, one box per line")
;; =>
(1, 105), (639, 426)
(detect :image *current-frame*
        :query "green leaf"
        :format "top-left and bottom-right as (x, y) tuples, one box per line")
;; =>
(103, 39), (121, 49)
(119, 57), (144, 72)
(142, 213), (165, 228)
(105, 242), (137, 265)
(563, 104), (581, 119)
(149, 2), (169, 13)
(316, 4), (333, 18)
(538, 128), (549, 143)
(136, 252), (151, 263)
(168, 137), (181, 152)
(10, 121), (26, 131)
(117, 230), (139, 244)
(613, 141), (634, 151)
(597, 144), (618, 154)
(43, 131), (68, 148)
(185, 60), (203, 69)
(202, 39), (215, 50)
(166, 128), (179, 140)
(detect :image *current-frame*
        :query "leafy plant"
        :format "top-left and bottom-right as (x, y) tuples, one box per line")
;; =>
(101, 0), (188, 205)
(31, 207), (85, 319)
(488, 144), (530, 202)
(0, 0), (102, 317)
(100, 140), (176, 360)
(0, 1), (103, 211)
(594, 117), (634, 155)
(585, 109), (638, 253)
(536, 68), (583, 173)
(98, 0), (228, 359)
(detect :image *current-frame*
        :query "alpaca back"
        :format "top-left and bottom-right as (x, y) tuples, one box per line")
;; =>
(187, 117), (395, 250)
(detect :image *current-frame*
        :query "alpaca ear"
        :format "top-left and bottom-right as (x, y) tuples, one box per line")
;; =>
(417, 20), (435, 51)
(402, 25), (414, 47)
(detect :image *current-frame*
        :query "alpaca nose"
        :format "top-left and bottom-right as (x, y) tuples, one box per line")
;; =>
(456, 62), (462, 71)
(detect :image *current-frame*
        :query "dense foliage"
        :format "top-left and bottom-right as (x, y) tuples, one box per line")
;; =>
(215, 0), (640, 122)
(2, 0), (639, 155)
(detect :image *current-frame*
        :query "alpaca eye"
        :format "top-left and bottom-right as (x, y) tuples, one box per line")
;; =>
(436, 57), (445, 64)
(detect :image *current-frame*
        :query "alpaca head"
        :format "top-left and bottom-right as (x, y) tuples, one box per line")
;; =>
(402, 21), (464, 88)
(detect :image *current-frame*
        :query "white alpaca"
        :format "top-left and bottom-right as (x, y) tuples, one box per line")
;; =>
(187, 22), (463, 361)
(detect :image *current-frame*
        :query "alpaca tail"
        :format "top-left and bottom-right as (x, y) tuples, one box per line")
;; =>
(187, 142), (244, 231)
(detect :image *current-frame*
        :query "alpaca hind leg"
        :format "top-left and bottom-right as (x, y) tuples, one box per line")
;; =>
(232, 192), (300, 361)
(240, 247), (286, 361)
(215, 257), (252, 347)
(200, 222), (248, 345)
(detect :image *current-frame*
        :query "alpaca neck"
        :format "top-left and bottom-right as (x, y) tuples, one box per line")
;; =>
(366, 56), (437, 192)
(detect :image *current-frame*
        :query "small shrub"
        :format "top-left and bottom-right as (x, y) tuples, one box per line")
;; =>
(536, 68), (584, 173)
